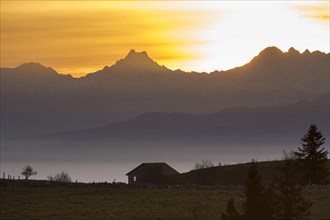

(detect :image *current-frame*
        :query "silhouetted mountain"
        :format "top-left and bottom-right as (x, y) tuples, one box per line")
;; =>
(15, 62), (57, 75)
(110, 49), (169, 72)
(1, 62), (72, 79)
(1, 47), (329, 137)
(85, 49), (170, 80)
(27, 94), (329, 146)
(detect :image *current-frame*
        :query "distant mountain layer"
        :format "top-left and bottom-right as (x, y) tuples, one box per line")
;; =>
(26, 94), (330, 146)
(1, 47), (329, 137)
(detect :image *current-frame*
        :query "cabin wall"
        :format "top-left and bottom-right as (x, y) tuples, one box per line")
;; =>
(127, 171), (141, 184)
(127, 164), (179, 184)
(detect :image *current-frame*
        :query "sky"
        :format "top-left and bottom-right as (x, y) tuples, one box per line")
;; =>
(1, 1), (329, 77)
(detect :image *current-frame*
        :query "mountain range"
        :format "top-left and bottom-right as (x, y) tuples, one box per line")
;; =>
(25, 93), (329, 145)
(1, 47), (329, 138)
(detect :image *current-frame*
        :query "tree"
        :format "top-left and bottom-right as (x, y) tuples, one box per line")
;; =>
(221, 161), (275, 220)
(241, 160), (275, 220)
(273, 157), (312, 220)
(48, 171), (72, 182)
(193, 160), (214, 170)
(294, 124), (328, 184)
(21, 165), (37, 180)
(221, 198), (240, 220)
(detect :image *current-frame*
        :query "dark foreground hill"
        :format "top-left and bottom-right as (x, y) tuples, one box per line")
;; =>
(173, 160), (285, 186)
(122, 159), (328, 186)
(173, 160), (330, 186)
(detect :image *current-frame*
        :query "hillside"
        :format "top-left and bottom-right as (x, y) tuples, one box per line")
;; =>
(174, 160), (285, 185)
(172, 159), (330, 186)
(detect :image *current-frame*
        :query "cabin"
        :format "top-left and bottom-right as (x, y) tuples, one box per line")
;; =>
(126, 163), (179, 184)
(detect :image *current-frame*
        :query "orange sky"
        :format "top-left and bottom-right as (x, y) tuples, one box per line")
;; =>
(1, 1), (329, 77)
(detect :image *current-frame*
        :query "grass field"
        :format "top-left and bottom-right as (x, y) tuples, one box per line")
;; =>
(1, 187), (329, 220)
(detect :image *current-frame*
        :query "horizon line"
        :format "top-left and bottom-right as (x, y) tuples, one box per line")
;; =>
(1, 46), (329, 79)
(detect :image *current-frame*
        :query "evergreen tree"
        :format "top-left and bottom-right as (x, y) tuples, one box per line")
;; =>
(220, 198), (240, 220)
(294, 124), (328, 184)
(241, 160), (275, 220)
(273, 158), (312, 220)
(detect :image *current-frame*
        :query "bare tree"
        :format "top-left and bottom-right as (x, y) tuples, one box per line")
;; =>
(193, 160), (214, 170)
(48, 171), (72, 182)
(21, 165), (37, 180)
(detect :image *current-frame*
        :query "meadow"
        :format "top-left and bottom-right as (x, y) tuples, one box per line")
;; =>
(1, 186), (329, 220)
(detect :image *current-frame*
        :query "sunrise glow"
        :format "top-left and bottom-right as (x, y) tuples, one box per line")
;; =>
(1, 1), (329, 77)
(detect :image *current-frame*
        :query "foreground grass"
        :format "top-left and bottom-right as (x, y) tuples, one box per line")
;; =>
(1, 187), (329, 220)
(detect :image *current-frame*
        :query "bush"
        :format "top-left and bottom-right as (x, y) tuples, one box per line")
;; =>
(47, 171), (72, 182)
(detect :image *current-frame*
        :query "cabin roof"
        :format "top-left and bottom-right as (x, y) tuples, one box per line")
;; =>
(126, 162), (179, 176)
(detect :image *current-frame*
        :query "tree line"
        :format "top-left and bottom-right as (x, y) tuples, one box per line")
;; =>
(20, 166), (72, 183)
(221, 124), (329, 220)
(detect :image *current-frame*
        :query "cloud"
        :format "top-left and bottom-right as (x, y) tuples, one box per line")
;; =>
(295, 4), (330, 22)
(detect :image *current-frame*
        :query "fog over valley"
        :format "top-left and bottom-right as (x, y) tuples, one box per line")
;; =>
(1, 47), (329, 182)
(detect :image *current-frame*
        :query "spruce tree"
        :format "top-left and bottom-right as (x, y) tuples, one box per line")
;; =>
(273, 158), (312, 220)
(294, 124), (328, 184)
(220, 198), (240, 220)
(241, 161), (274, 220)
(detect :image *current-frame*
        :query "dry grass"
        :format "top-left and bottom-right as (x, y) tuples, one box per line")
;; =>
(1, 187), (329, 220)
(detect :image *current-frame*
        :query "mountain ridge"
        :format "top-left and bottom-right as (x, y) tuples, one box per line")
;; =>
(19, 94), (329, 144)
(1, 46), (329, 78)
(1, 46), (329, 137)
